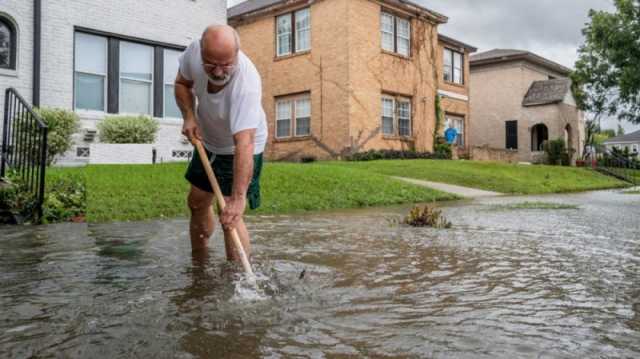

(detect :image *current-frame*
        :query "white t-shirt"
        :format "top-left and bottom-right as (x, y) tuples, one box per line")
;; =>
(178, 40), (267, 155)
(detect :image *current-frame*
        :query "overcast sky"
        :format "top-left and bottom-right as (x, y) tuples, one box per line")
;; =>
(227, 0), (637, 132)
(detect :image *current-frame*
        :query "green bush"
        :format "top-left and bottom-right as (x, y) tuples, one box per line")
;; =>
(41, 171), (87, 224)
(433, 143), (452, 159)
(0, 170), (39, 224)
(98, 115), (159, 144)
(33, 108), (80, 165)
(346, 149), (434, 161)
(544, 138), (571, 166)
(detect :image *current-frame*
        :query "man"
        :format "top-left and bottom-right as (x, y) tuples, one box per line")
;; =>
(174, 25), (267, 261)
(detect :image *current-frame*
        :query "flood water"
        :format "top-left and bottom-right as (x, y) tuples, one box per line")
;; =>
(1, 189), (639, 358)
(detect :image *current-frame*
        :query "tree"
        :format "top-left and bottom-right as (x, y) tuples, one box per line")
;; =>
(571, 0), (640, 124)
(617, 124), (626, 136)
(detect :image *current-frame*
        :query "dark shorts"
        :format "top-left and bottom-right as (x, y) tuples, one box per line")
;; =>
(185, 148), (264, 210)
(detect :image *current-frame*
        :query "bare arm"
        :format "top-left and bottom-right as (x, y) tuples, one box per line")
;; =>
(175, 72), (200, 140)
(220, 129), (256, 228)
(232, 129), (256, 200)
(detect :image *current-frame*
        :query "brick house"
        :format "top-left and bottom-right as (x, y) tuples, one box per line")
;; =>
(229, 0), (476, 161)
(469, 49), (585, 163)
(0, 0), (225, 165)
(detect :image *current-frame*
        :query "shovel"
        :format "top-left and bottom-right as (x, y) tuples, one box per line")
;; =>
(192, 139), (255, 279)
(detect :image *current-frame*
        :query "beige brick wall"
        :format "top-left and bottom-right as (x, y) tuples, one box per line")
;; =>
(346, 0), (440, 153)
(235, 0), (351, 160)
(234, 0), (456, 160)
(469, 61), (584, 162)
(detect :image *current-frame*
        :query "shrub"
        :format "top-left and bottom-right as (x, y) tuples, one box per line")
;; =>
(346, 149), (434, 161)
(0, 170), (39, 224)
(404, 205), (452, 228)
(34, 108), (80, 165)
(544, 138), (571, 166)
(98, 115), (159, 144)
(433, 143), (452, 159)
(41, 171), (87, 224)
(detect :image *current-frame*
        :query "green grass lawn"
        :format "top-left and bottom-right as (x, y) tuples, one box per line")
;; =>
(78, 162), (454, 222)
(330, 160), (627, 194)
(46, 159), (627, 223)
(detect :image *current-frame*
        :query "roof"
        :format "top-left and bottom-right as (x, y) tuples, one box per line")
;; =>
(470, 49), (572, 76)
(438, 34), (477, 52)
(522, 78), (572, 107)
(228, 0), (283, 18)
(603, 130), (640, 144)
(228, 0), (448, 24)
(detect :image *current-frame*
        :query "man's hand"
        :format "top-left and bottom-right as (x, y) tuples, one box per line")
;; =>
(220, 196), (246, 229)
(182, 117), (202, 142)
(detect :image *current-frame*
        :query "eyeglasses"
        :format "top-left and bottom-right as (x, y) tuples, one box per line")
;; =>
(201, 62), (235, 72)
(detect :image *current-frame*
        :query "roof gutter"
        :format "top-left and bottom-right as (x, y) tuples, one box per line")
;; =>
(32, 0), (41, 107)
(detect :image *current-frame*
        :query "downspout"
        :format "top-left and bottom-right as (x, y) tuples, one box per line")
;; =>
(32, 0), (41, 107)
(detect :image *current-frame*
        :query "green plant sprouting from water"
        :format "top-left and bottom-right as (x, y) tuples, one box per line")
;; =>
(404, 205), (452, 228)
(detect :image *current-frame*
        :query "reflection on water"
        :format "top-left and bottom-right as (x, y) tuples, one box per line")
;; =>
(1, 189), (639, 358)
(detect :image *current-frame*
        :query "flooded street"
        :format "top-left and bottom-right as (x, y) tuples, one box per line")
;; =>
(1, 189), (639, 358)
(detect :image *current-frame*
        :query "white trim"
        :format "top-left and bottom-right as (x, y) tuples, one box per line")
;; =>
(0, 12), (19, 74)
(437, 89), (469, 102)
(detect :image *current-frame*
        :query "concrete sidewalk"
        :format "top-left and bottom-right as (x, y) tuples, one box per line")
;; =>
(392, 176), (503, 198)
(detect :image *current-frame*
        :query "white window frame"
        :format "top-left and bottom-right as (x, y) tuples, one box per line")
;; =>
(275, 93), (312, 139)
(380, 11), (411, 57)
(294, 8), (311, 53)
(381, 95), (395, 135)
(276, 13), (292, 57)
(74, 33), (108, 113)
(294, 97), (311, 137)
(443, 48), (464, 85)
(276, 7), (311, 58)
(118, 41), (154, 116)
(163, 48), (182, 119)
(396, 17), (411, 57)
(381, 95), (412, 137)
(397, 98), (412, 137)
(380, 12), (395, 52)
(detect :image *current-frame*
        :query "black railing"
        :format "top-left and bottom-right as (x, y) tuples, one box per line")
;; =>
(589, 146), (639, 186)
(1, 87), (48, 219)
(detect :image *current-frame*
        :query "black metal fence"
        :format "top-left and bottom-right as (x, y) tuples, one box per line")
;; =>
(589, 146), (639, 186)
(1, 87), (48, 219)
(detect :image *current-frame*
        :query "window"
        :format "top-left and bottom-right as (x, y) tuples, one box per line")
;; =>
(276, 93), (311, 138)
(163, 49), (182, 118)
(380, 11), (411, 56)
(633, 144), (639, 153)
(0, 17), (16, 70)
(443, 48), (464, 84)
(381, 95), (412, 137)
(446, 114), (465, 146)
(119, 41), (153, 115)
(295, 98), (311, 136)
(505, 120), (518, 150)
(276, 8), (311, 57)
(74, 33), (107, 111)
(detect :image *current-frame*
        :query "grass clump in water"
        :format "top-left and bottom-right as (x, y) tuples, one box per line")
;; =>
(404, 205), (452, 228)
(489, 201), (579, 211)
(622, 190), (640, 195)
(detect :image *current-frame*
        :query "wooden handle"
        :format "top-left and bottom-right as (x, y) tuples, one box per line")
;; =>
(193, 139), (254, 278)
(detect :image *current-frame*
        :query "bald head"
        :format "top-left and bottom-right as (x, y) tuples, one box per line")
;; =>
(201, 25), (240, 59)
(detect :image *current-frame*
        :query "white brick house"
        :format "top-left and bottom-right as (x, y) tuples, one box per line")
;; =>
(0, 0), (226, 165)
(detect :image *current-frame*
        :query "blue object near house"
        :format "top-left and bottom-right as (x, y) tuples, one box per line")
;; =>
(444, 127), (458, 144)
